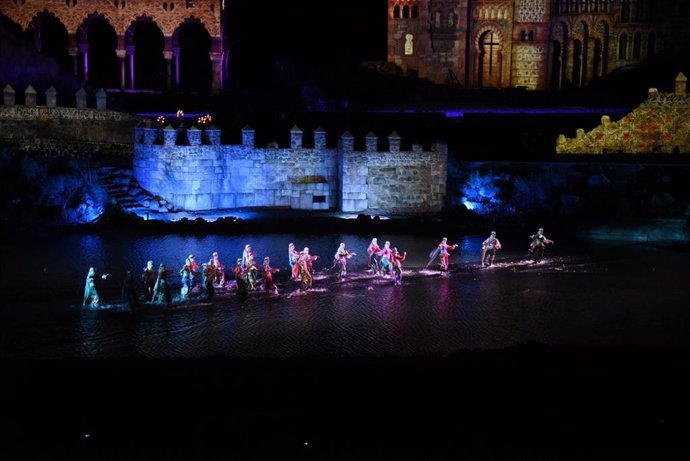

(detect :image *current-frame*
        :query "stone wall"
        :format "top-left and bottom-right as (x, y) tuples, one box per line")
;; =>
(1, 86), (139, 146)
(134, 143), (339, 211)
(134, 128), (447, 213)
(556, 74), (690, 154)
(340, 144), (447, 212)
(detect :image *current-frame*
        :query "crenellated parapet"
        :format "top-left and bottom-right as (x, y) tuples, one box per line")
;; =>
(0, 84), (139, 146)
(556, 73), (690, 154)
(133, 125), (448, 213)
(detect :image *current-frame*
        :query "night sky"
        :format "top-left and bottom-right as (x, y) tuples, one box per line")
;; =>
(227, 0), (389, 88)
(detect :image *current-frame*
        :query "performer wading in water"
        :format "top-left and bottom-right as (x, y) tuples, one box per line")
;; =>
(427, 237), (459, 272)
(481, 231), (502, 267)
(367, 238), (381, 274)
(288, 243), (301, 280)
(232, 258), (248, 296)
(391, 247), (407, 286)
(334, 243), (356, 280)
(83, 267), (109, 308)
(529, 228), (554, 262)
(262, 256), (280, 294)
(152, 263), (172, 305)
(210, 251), (225, 288)
(298, 247), (318, 290)
(377, 241), (393, 277)
(142, 260), (156, 300)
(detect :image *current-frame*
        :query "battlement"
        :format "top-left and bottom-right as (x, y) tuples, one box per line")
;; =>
(134, 126), (448, 213)
(1, 84), (138, 147)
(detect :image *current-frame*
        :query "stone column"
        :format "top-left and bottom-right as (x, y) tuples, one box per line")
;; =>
(76, 88), (87, 109)
(242, 125), (255, 147)
(676, 72), (687, 95)
(210, 52), (223, 93)
(340, 131), (354, 152)
(116, 49), (127, 90)
(68, 48), (79, 77)
(95, 89), (107, 110)
(3, 84), (15, 106)
(388, 131), (401, 152)
(163, 50), (174, 90)
(79, 43), (89, 81)
(24, 85), (37, 107)
(314, 127), (327, 149)
(365, 131), (377, 151)
(46, 86), (57, 108)
(163, 125), (177, 145)
(290, 125), (303, 149)
(127, 45), (136, 90)
(173, 47), (181, 88)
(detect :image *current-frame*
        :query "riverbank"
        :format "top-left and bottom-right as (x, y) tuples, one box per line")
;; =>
(2, 345), (688, 460)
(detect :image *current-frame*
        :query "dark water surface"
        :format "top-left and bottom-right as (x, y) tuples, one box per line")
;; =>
(1, 231), (688, 358)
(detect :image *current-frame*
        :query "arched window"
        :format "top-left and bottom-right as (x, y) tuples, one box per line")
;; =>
(528, 31), (535, 41)
(435, 11), (441, 28)
(621, 0), (630, 22)
(632, 32), (641, 59)
(520, 30), (526, 42)
(404, 34), (414, 55)
(618, 33), (628, 60)
(646, 32), (655, 58)
(403, 5), (409, 18)
(412, 5), (419, 18)
(478, 30), (501, 88)
(602, 0), (608, 13)
(447, 12), (456, 28)
(393, 5), (400, 19)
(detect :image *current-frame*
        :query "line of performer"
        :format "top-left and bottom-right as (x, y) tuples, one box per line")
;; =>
(83, 228), (554, 309)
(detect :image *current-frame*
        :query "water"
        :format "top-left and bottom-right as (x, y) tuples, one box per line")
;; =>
(1, 231), (688, 358)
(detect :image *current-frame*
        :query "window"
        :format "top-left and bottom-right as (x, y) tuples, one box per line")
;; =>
(435, 11), (441, 28)
(632, 32), (641, 59)
(618, 33), (628, 59)
(403, 5), (409, 18)
(520, 30), (526, 42)
(404, 34), (414, 55)
(621, 0), (630, 22)
(393, 5), (400, 18)
(646, 32), (655, 58)
(412, 5), (419, 18)
(528, 31), (535, 41)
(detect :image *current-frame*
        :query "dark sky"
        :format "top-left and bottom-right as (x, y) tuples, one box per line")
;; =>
(227, 0), (389, 87)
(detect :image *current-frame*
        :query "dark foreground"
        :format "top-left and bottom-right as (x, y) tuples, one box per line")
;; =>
(2, 347), (689, 460)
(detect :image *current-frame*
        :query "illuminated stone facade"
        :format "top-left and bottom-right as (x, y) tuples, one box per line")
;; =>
(133, 128), (447, 213)
(556, 73), (690, 154)
(0, 0), (226, 92)
(388, 1), (690, 89)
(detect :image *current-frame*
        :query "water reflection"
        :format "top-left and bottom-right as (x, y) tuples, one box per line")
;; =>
(1, 232), (689, 358)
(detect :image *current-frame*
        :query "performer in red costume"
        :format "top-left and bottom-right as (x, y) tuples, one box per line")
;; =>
(428, 237), (458, 272)
(262, 256), (280, 294)
(298, 247), (319, 290)
(391, 247), (407, 286)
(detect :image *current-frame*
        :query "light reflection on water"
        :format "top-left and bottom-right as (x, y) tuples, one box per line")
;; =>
(1, 232), (689, 358)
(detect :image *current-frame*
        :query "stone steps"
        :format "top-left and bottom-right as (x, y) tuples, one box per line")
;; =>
(98, 167), (174, 217)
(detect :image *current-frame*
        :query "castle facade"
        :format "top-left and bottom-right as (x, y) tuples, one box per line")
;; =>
(388, 0), (690, 89)
(133, 127), (447, 213)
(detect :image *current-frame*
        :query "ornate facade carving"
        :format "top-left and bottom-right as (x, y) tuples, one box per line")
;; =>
(0, 0), (221, 36)
(388, 1), (688, 90)
(517, 0), (545, 23)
